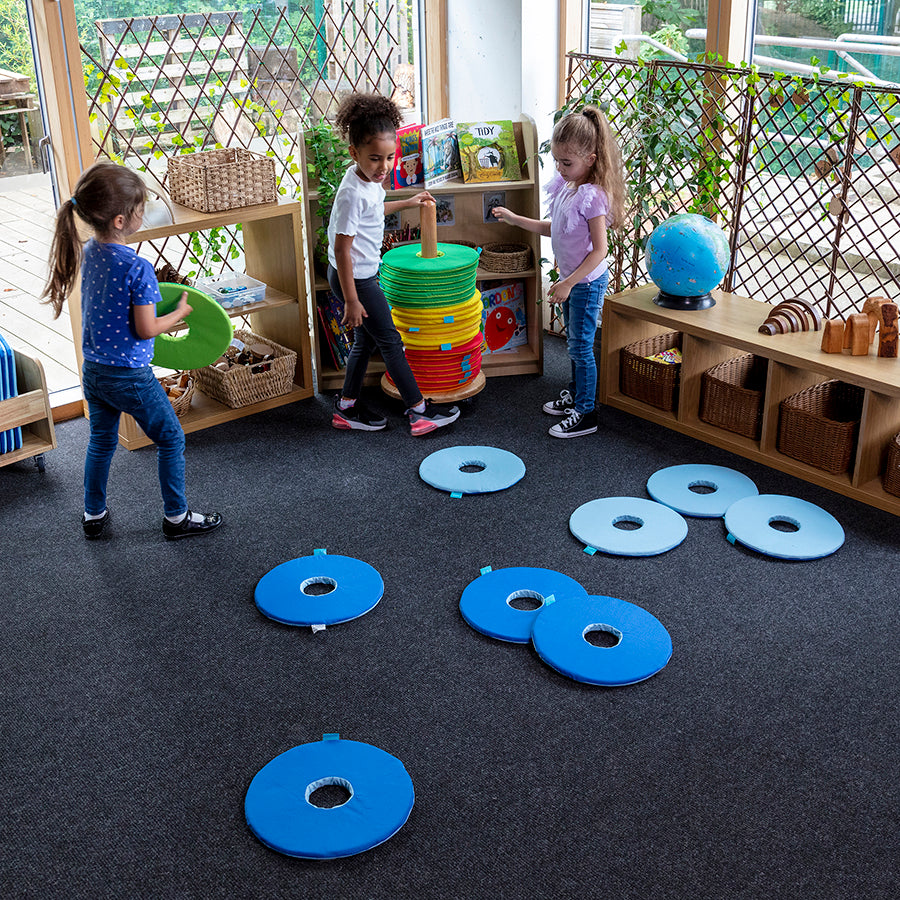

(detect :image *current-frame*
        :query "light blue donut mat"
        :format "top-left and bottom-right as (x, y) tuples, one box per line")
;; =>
(723, 494), (845, 559)
(419, 446), (525, 496)
(245, 734), (415, 859)
(569, 497), (688, 556)
(647, 464), (758, 517)
(254, 550), (383, 627)
(459, 566), (589, 643)
(531, 594), (673, 686)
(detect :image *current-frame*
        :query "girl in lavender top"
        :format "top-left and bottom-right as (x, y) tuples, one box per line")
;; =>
(493, 106), (625, 438)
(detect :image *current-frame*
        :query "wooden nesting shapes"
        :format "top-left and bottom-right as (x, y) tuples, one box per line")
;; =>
(758, 299), (822, 335)
(878, 303), (899, 358)
(821, 319), (844, 353)
(847, 314), (870, 356)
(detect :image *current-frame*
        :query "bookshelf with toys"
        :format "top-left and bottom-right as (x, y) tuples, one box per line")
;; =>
(301, 115), (544, 392)
(599, 284), (900, 515)
(114, 198), (314, 450)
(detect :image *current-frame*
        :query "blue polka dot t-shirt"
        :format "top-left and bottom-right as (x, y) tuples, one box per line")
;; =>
(81, 239), (160, 367)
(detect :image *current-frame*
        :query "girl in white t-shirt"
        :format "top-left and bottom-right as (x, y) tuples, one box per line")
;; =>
(493, 106), (626, 438)
(327, 93), (460, 436)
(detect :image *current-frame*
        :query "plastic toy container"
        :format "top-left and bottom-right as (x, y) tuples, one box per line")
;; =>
(195, 272), (267, 309)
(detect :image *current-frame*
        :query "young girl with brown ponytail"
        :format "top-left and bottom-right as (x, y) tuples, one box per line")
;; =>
(43, 161), (222, 539)
(493, 106), (625, 438)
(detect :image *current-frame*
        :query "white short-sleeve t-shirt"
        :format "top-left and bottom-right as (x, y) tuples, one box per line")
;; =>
(327, 165), (386, 279)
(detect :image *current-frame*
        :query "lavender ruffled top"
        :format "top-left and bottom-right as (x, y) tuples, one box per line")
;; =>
(546, 173), (611, 283)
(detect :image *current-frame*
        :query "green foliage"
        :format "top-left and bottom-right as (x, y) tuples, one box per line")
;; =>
(640, 0), (701, 30)
(0, 0), (34, 149)
(304, 118), (350, 270)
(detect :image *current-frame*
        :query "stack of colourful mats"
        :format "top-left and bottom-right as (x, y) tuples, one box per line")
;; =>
(0, 331), (22, 454)
(380, 242), (483, 394)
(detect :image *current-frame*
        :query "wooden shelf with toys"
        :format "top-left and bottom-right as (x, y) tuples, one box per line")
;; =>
(599, 284), (900, 515)
(113, 198), (313, 450)
(301, 116), (544, 392)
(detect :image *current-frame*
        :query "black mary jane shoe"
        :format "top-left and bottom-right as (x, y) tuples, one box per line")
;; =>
(82, 510), (110, 539)
(162, 510), (223, 541)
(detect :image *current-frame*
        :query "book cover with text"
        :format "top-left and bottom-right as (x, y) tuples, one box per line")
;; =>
(421, 118), (462, 187)
(457, 120), (521, 183)
(392, 124), (424, 189)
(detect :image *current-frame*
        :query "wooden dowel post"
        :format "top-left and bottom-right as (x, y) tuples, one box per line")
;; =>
(420, 199), (437, 259)
(878, 302), (899, 358)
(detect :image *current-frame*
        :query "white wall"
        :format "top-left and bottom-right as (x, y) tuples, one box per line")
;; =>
(446, 0), (560, 148)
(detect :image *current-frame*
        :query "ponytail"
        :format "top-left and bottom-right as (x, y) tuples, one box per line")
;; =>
(41, 161), (147, 319)
(42, 199), (83, 319)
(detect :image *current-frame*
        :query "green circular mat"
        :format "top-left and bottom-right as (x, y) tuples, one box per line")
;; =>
(381, 242), (479, 276)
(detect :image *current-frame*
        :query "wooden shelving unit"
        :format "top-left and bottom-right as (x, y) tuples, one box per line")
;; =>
(0, 350), (57, 471)
(301, 116), (544, 392)
(116, 197), (313, 450)
(600, 285), (900, 515)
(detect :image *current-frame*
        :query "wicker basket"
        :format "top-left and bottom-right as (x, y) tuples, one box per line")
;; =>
(167, 149), (276, 212)
(193, 329), (296, 409)
(158, 373), (194, 418)
(479, 242), (532, 273)
(777, 380), (864, 474)
(699, 354), (767, 440)
(619, 332), (682, 412)
(882, 433), (900, 497)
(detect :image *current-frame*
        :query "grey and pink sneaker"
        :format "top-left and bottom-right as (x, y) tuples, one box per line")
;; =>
(407, 400), (460, 436)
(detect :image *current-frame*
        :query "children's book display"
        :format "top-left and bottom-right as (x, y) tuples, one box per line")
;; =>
(316, 290), (354, 368)
(392, 124), (424, 189)
(421, 118), (462, 188)
(481, 281), (527, 354)
(456, 120), (521, 183)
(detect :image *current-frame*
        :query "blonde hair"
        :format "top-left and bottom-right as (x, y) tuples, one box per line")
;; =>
(551, 106), (626, 232)
(42, 162), (146, 318)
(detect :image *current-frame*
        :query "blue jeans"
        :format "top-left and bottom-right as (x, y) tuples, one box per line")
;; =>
(562, 273), (608, 414)
(328, 265), (423, 408)
(82, 361), (187, 517)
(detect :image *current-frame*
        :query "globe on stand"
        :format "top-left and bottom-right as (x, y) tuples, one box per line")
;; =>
(644, 214), (730, 310)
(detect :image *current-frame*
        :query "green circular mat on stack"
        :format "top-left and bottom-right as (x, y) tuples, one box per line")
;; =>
(381, 243), (480, 309)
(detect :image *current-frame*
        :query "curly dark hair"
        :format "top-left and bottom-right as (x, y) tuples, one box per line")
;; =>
(334, 92), (402, 148)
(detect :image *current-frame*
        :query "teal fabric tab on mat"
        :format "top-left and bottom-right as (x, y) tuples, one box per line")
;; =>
(441, 343), (451, 351)
(314, 548), (327, 555)
(450, 491), (463, 499)
(480, 565), (492, 575)
(323, 733), (339, 741)
(726, 533), (737, 545)
(583, 546), (598, 556)
(444, 315), (454, 323)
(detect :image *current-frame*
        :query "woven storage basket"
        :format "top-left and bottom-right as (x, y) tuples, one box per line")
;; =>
(699, 354), (767, 440)
(158, 374), (194, 418)
(883, 433), (900, 497)
(777, 380), (864, 474)
(619, 332), (682, 412)
(193, 329), (296, 409)
(479, 242), (532, 273)
(167, 149), (276, 213)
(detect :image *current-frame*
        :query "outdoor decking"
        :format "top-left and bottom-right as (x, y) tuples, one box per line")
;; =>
(0, 174), (79, 400)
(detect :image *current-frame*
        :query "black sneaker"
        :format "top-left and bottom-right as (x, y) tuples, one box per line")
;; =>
(82, 509), (110, 539)
(163, 510), (223, 540)
(332, 397), (387, 431)
(542, 388), (574, 416)
(408, 400), (460, 435)
(549, 409), (598, 439)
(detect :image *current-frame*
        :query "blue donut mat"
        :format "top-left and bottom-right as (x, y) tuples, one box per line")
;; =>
(419, 446), (525, 496)
(569, 497), (688, 556)
(647, 464), (758, 517)
(245, 734), (415, 859)
(723, 494), (845, 559)
(254, 552), (383, 626)
(459, 566), (589, 643)
(531, 594), (673, 686)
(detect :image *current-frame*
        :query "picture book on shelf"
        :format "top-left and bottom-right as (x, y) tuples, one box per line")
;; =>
(316, 290), (353, 368)
(392, 124), (424, 189)
(457, 120), (521, 183)
(421, 118), (462, 187)
(481, 281), (527, 353)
